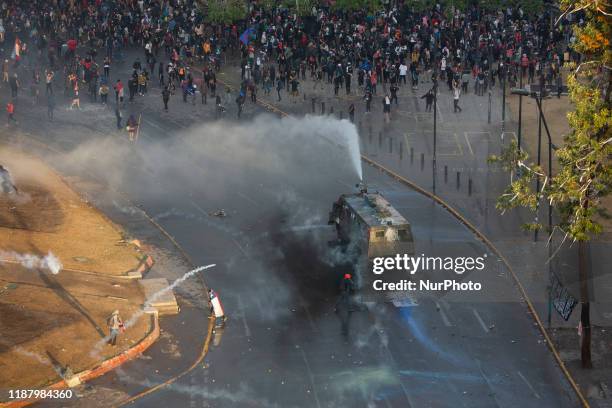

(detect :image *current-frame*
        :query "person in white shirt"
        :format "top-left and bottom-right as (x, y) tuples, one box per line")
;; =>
(453, 85), (462, 113)
(399, 63), (408, 85)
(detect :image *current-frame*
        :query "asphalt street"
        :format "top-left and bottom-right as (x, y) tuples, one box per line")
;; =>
(1, 51), (580, 407)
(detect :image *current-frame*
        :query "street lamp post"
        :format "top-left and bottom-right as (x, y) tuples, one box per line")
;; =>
(512, 86), (555, 326)
(518, 72), (523, 151)
(501, 63), (506, 137)
(433, 81), (438, 195)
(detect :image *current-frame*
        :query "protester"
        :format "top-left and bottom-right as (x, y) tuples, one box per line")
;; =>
(106, 310), (124, 347)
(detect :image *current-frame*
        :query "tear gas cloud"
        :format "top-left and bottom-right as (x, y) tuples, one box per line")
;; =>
(0, 250), (62, 274)
(54, 114), (361, 323)
(55, 114), (362, 203)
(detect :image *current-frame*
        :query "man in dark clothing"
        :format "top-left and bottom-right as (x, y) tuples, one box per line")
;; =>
(162, 87), (170, 110)
(364, 90), (372, 113)
(115, 108), (122, 129)
(390, 84), (399, 105)
(421, 89), (435, 112)
(349, 103), (355, 122)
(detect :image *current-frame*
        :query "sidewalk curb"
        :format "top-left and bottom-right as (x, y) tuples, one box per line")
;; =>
(0, 312), (160, 408)
(361, 155), (590, 408)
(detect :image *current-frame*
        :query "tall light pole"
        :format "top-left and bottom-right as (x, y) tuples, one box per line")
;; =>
(433, 80), (438, 195)
(512, 87), (554, 325)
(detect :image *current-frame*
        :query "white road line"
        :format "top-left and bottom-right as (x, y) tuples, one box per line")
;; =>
(236, 191), (259, 206)
(299, 295), (318, 332)
(299, 348), (322, 408)
(189, 199), (208, 216)
(517, 371), (541, 399)
(143, 117), (167, 133)
(232, 238), (250, 259)
(472, 308), (490, 333)
(236, 296), (251, 338)
(435, 301), (453, 327)
(435, 93), (444, 123)
(463, 132), (474, 155)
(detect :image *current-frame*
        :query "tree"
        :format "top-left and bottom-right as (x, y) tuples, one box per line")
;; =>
(489, 0), (611, 369)
(331, 0), (382, 14)
(205, 0), (248, 24)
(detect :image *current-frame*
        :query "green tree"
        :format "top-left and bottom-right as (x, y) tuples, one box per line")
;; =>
(331, 0), (382, 14)
(490, 0), (611, 368)
(205, 0), (248, 24)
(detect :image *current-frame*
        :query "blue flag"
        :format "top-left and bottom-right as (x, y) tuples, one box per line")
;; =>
(239, 27), (254, 45)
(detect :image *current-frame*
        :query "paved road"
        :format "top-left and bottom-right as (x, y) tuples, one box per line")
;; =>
(2, 50), (579, 407)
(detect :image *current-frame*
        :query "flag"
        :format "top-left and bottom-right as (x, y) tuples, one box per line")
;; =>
(11, 38), (20, 60)
(239, 27), (254, 45)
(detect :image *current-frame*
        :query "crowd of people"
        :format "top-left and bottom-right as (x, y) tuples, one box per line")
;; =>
(0, 0), (580, 125)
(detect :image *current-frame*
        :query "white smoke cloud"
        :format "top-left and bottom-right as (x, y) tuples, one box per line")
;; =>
(0, 250), (63, 274)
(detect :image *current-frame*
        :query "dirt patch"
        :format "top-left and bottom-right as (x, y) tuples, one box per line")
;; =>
(0, 183), (64, 232)
(0, 144), (151, 395)
(0, 146), (141, 274)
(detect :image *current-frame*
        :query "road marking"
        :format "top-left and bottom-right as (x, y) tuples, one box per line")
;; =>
(235, 191), (259, 206)
(435, 93), (444, 123)
(476, 360), (504, 407)
(472, 308), (490, 333)
(299, 348), (322, 408)
(464, 132), (474, 155)
(435, 301), (452, 327)
(232, 238), (250, 258)
(189, 199), (208, 217)
(298, 295), (318, 332)
(518, 371), (541, 399)
(143, 117), (167, 133)
(236, 296), (251, 338)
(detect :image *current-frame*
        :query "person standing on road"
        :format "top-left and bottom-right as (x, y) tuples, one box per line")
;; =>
(9, 74), (19, 98)
(276, 78), (283, 101)
(390, 83), (399, 105)
(6, 102), (16, 124)
(114, 79), (124, 105)
(115, 107), (122, 129)
(364, 90), (372, 113)
(453, 84), (462, 113)
(99, 82), (109, 105)
(45, 70), (54, 94)
(103, 57), (110, 78)
(382, 94), (391, 123)
(47, 92), (55, 120)
(107, 310), (124, 346)
(421, 89), (434, 112)
(349, 103), (355, 123)
(162, 86), (170, 111)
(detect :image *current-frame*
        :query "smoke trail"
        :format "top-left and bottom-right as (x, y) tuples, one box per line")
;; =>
(0, 250), (63, 274)
(92, 264), (216, 355)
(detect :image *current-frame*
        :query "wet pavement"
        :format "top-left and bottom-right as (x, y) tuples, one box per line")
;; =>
(0, 50), (583, 407)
